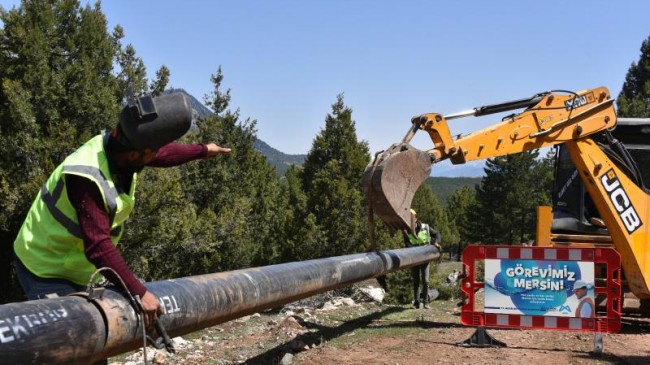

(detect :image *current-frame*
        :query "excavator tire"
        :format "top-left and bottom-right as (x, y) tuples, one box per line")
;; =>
(639, 298), (650, 317)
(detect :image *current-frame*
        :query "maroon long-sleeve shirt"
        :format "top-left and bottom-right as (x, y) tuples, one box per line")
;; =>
(66, 143), (208, 297)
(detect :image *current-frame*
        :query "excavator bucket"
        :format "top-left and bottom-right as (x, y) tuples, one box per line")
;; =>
(363, 143), (432, 235)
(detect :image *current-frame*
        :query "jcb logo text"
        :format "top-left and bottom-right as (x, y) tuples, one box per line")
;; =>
(600, 169), (643, 234)
(564, 95), (588, 111)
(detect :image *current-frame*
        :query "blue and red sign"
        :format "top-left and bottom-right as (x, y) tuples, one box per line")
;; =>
(484, 259), (594, 317)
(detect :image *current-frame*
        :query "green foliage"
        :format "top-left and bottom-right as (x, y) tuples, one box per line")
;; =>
(383, 270), (413, 305)
(424, 177), (481, 205)
(300, 94), (371, 258)
(411, 183), (457, 245)
(278, 165), (324, 262)
(464, 150), (554, 245)
(120, 167), (200, 281)
(445, 186), (476, 252)
(302, 94), (370, 189)
(150, 66), (170, 96)
(179, 67), (289, 272)
(617, 35), (650, 118)
(309, 160), (367, 257)
(0, 0), (124, 303)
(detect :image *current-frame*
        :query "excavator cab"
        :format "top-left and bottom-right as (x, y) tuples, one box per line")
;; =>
(551, 118), (650, 235)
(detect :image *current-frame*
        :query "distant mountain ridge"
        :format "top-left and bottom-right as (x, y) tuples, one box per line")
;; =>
(253, 139), (307, 175)
(171, 88), (307, 174)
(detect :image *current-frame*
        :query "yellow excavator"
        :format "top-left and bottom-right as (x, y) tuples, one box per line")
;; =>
(363, 86), (650, 307)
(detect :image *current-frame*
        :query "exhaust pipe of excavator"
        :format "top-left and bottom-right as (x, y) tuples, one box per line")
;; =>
(363, 143), (433, 235)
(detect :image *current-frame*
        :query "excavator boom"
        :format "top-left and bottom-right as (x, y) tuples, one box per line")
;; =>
(363, 87), (615, 234)
(364, 85), (650, 298)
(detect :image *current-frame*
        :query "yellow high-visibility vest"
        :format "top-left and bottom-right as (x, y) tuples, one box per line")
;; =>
(14, 133), (136, 285)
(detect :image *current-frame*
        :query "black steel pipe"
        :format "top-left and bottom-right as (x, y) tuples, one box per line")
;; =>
(0, 246), (439, 364)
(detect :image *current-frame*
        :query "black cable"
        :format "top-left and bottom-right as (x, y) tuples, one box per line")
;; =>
(601, 131), (646, 189)
(86, 267), (151, 362)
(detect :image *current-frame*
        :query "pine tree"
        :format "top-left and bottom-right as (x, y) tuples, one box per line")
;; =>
(120, 166), (201, 280)
(150, 66), (171, 96)
(411, 183), (455, 244)
(277, 165), (324, 262)
(617, 35), (650, 117)
(180, 67), (288, 272)
(300, 94), (370, 257)
(446, 187), (475, 240)
(302, 94), (370, 189)
(446, 186), (476, 258)
(0, 0), (125, 303)
(466, 151), (552, 245)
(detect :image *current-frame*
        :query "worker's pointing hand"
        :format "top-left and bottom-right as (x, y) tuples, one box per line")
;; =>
(141, 290), (164, 329)
(205, 143), (231, 158)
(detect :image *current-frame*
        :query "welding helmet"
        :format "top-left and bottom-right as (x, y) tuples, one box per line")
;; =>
(118, 92), (192, 151)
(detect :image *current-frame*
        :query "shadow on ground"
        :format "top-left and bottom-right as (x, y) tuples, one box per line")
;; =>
(241, 309), (650, 365)
(241, 306), (440, 364)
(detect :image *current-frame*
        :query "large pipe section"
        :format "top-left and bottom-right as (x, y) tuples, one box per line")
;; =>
(0, 246), (439, 364)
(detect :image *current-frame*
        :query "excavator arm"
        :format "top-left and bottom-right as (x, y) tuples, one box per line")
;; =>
(364, 85), (650, 297)
(364, 86), (616, 234)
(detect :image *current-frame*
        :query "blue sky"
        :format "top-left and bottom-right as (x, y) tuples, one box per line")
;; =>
(2, 1), (650, 174)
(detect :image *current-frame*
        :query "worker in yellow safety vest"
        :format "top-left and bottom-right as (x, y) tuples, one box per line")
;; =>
(403, 209), (441, 309)
(13, 93), (231, 349)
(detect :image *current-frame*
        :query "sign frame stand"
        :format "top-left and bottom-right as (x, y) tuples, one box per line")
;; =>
(593, 332), (603, 355)
(457, 326), (507, 348)
(458, 245), (621, 355)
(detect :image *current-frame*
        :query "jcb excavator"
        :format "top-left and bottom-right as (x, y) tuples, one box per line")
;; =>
(363, 86), (650, 306)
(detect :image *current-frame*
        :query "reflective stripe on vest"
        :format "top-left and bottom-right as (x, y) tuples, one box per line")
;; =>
(14, 134), (136, 285)
(40, 165), (123, 237)
(575, 297), (595, 318)
(40, 182), (82, 238)
(63, 164), (119, 224)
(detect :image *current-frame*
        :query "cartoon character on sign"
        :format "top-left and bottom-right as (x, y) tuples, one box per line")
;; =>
(573, 280), (595, 318)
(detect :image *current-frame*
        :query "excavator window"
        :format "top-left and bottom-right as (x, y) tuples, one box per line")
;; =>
(551, 119), (650, 235)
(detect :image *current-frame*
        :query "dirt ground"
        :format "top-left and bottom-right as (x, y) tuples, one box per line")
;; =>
(111, 290), (650, 365)
(296, 312), (650, 365)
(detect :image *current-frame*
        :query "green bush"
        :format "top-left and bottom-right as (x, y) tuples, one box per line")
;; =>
(430, 277), (461, 301)
(383, 270), (412, 305)
(431, 261), (462, 301)
(383, 262), (464, 304)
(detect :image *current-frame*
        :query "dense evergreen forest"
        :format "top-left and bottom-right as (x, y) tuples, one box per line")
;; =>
(0, 1), (648, 304)
(424, 177), (482, 205)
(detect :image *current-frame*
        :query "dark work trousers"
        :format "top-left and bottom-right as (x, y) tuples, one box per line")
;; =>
(411, 262), (430, 304)
(13, 255), (108, 365)
(14, 255), (85, 299)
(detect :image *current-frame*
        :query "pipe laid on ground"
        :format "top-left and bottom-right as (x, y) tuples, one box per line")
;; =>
(0, 245), (439, 364)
